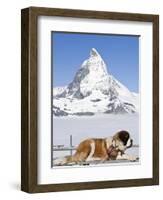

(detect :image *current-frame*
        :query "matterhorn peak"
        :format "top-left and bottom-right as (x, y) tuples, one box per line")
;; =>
(81, 48), (108, 74)
(53, 48), (139, 116)
(90, 48), (101, 57)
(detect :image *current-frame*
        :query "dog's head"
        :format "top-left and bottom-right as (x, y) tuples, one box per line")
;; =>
(112, 130), (133, 152)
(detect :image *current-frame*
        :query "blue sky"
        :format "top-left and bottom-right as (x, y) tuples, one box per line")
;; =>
(52, 32), (139, 92)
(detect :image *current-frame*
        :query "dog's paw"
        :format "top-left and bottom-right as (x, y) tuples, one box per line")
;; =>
(129, 155), (139, 162)
(53, 157), (67, 166)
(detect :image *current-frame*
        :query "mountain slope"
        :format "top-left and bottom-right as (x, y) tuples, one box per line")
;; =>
(53, 48), (139, 116)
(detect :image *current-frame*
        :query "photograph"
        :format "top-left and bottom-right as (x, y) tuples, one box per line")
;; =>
(52, 32), (140, 167)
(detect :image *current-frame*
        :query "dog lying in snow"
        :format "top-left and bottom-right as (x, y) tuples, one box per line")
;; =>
(53, 130), (138, 166)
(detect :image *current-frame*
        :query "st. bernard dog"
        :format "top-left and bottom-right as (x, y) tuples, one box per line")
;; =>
(53, 130), (138, 166)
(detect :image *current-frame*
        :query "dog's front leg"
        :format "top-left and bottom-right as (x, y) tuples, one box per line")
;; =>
(116, 152), (138, 161)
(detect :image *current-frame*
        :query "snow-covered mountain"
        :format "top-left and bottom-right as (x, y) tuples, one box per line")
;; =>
(53, 48), (139, 116)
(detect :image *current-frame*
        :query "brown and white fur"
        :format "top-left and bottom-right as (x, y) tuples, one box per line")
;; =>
(53, 130), (138, 166)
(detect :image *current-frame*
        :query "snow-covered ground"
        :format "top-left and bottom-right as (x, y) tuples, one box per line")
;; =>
(53, 114), (139, 160)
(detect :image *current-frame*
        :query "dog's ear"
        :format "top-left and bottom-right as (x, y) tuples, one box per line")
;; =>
(118, 131), (130, 145)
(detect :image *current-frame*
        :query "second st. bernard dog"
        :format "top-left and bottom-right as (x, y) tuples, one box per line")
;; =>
(54, 130), (138, 166)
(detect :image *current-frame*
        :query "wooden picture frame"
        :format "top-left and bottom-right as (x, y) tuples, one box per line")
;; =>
(21, 7), (159, 193)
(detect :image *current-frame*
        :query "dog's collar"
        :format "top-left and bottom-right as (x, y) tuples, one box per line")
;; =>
(106, 139), (123, 157)
(107, 145), (115, 156)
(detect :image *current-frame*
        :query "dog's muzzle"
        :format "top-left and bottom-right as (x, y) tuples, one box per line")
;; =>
(127, 139), (133, 149)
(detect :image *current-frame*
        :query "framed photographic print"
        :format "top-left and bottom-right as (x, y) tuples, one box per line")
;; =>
(21, 7), (159, 193)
